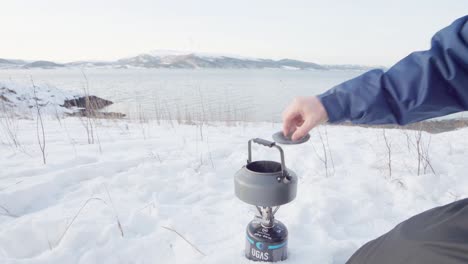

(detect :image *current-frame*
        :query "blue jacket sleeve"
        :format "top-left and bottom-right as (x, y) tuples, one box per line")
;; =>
(318, 16), (468, 125)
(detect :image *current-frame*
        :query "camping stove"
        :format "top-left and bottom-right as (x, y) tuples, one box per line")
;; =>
(234, 138), (299, 262)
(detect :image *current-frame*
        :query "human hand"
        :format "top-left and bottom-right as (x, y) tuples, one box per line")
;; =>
(282, 96), (328, 141)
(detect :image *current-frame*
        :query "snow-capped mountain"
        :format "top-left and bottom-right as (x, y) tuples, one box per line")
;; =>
(117, 51), (327, 70)
(0, 50), (379, 70)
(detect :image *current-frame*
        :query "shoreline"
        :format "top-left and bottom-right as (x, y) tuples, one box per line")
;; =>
(336, 119), (468, 134)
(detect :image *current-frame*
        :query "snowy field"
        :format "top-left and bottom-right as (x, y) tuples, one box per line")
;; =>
(1, 117), (468, 264)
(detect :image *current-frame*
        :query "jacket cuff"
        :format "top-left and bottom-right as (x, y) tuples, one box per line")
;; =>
(317, 91), (347, 123)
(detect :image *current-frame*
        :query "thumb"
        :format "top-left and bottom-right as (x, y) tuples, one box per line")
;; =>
(291, 120), (314, 141)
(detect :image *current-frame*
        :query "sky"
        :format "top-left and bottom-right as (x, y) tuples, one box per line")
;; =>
(1, 0), (466, 66)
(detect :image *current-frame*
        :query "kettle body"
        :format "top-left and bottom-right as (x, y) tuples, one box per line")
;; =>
(234, 138), (297, 207)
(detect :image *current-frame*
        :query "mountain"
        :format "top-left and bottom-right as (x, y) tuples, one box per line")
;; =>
(0, 58), (27, 68)
(0, 51), (380, 70)
(117, 51), (329, 70)
(22, 60), (65, 69)
(0, 59), (14, 64)
(65, 61), (115, 67)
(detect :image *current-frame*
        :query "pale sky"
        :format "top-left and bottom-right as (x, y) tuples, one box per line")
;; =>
(1, 0), (466, 66)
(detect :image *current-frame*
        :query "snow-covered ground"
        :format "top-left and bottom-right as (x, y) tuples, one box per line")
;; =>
(0, 80), (78, 117)
(1, 117), (468, 264)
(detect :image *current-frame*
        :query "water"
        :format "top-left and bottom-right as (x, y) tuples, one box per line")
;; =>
(0, 68), (362, 122)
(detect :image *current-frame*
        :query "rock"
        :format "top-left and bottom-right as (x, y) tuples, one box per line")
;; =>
(0, 86), (17, 94)
(0, 87), (16, 105)
(62, 95), (125, 118)
(67, 110), (126, 118)
(62, 96), (113, 110)
(0, 95), (12, 103)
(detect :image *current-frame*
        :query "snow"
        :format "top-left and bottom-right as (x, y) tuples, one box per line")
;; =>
(281, 66), (301, 70)
(0, 81), (79, 117)
(146, 49), (261, 61)
(1, 118), (468, 264)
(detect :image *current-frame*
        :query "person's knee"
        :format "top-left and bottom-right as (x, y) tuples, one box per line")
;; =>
(347, 199), (468, 264)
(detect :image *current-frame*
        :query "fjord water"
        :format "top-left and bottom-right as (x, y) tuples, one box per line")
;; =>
(0, 68), (362, 121)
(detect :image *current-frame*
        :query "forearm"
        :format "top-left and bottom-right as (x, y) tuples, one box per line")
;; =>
(318, 16), (468, 125)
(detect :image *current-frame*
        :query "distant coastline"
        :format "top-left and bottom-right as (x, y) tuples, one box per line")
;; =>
(0, 50), (383, 71)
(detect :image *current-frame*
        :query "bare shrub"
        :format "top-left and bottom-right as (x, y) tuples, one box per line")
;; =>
(184, 104), (193, 125)
(0, 99), (21, 148)
(197, 86), (205, 141)
(136, 101), (150, 140)
(175, 102), (182, 125)
(161, 226), (206, 256)
(414, 128), (423, 175)
(31, 78), (47, 165)
(78, 70), (103, 153)
(402, 126), (437, 176)
(421, 135), (436, 175)
(55, 191), (124, 248)
(79, 70), (95, 145)
(104, 185), (124, 237)
(382, 129), (392, 178)
(162, 100), (175, 129)
(412, 128), (436, 175)
(312, 126), (335, 177)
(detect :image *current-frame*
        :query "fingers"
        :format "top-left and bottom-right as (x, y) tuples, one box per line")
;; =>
(282, 110), (298, 136)
(282, 96), (326, 141)
(282, 119), (293, 137)
(286, 123), (297, 138)
(291, 119), (316, 141)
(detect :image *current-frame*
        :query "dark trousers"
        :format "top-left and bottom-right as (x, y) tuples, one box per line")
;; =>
(347, 198), (468, 264)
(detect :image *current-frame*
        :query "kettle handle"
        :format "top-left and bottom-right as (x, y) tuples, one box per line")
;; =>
(248, 138), (288, 179)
